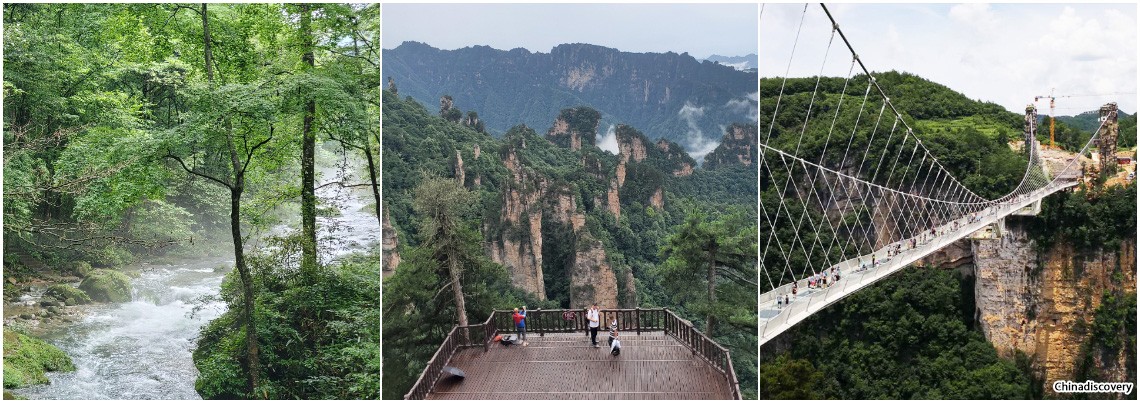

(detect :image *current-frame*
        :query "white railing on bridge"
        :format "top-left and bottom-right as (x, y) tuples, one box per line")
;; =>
(759, 181), (1077, 345)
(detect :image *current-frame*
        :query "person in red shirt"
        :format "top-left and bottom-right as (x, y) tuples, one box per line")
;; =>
(512, 307), (528, 346)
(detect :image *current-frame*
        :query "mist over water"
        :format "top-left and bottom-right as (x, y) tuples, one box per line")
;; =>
(14, 159), (381, 399)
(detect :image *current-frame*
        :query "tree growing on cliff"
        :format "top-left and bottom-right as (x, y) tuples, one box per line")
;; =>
(383, 175), (535, 398)
(658, 209), (757, 337)
(414, 176), (477, 339)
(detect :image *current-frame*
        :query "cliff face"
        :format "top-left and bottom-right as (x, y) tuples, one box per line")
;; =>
(569, 236), (620, 309)
(490, 149), (548, 299)
(607, 180), (621, 219)
(970, 218), (1136, 395)
(490, 147), (621, 306)
(382, 207), (400, 277)
(454, 149), (465, 186)
(551, 186), (619, 308)
(616, 125), (648, 164)
(546, 107), (601, 151)
(650, 187), (664, 210)
(704, 123), (758, 169)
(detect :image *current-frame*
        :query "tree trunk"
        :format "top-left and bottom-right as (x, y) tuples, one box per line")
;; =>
(230, 184), (259, 395)
(225, 119), (258, 395)
(299, 4), (318, 276)
(201, 3), (213, 84)
(363, 143), (381, 228)
(449, 250), (470, 343)
(706, 245), (717, 337)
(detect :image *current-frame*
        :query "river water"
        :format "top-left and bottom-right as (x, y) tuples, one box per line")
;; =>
(13, 161), (380, 399)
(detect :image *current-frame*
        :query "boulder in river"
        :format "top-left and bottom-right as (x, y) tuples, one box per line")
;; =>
(79, 269), (132, 303)
(44, 285), (92, 306)
(71, 261), (93, 277)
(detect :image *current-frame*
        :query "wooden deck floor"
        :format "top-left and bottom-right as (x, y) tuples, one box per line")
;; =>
(424, 331), (733, 400)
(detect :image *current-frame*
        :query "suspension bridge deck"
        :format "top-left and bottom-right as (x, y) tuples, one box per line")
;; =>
(422, 332), (734, 400)
(759, 181), (1077, 345)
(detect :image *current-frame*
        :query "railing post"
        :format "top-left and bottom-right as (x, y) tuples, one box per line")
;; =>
(635, 307), (641, 335)
(536, 308), (544, 337)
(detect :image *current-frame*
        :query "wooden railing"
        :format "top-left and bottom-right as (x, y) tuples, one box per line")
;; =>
(661, 309), (742, 400)
(486, 307), (667, 336)
(404, 307), (741, 400)
(403, 327), (461, 400)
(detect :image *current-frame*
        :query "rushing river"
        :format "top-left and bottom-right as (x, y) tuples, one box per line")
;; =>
(13, 160), (380, 399)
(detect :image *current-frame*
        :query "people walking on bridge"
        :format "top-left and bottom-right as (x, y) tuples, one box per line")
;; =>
(784, 294), (790, 306)
(587, 303), (601, 348)
(512, 307), (528, 346)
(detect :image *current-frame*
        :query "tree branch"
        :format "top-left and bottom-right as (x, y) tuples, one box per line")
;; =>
(165, 152), (232, 189)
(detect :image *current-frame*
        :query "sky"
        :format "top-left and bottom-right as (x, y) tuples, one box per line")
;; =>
(382, 3), (758, 59)
(760, 3), (1138, 115)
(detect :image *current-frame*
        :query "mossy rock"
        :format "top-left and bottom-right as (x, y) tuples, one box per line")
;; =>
(71, 262), (92, 277)
(44, 285), (91, 306)
(78, 269), (132, 303)
(3, 389), (27, 400)
(2, 329), (75, 389)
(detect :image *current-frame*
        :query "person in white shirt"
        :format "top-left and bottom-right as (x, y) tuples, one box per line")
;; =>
(587, 303), (600, 347)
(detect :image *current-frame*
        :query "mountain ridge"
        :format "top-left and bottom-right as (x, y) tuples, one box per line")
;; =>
(383, 41), (757, 155)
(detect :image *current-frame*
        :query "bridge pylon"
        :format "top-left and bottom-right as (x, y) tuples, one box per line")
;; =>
(1024, 104), (1038, 157)
(1098, 102), (1119, 175)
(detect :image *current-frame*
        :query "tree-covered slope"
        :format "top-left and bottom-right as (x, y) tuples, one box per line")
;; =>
(383, 42), (757, 149)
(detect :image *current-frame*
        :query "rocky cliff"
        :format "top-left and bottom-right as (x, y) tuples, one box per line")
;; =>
(546, 107), (602, 151)
(856, 189), (1138, 398)
(489, 148), (548, 299)
(968, 217), (1136, 395)
(704, 123), (758, 169)
(382, 207), (400, 277)
(489, 144), (621, 306)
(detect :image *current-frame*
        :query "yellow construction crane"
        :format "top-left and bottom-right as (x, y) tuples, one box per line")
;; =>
(1034, 89), (1056, 149)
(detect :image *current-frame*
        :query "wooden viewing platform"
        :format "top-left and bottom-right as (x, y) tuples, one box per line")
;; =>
(405, 308), (741, 400)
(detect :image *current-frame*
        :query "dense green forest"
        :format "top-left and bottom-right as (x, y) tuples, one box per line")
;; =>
(4, 3), (379, 399)
(382, 41), (757, 144)
(381, 89), (759, 398)
(759, 71), (1137, 398)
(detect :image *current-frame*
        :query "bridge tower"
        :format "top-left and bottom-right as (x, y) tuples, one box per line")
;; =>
(1024, 104), (1038, 156)
(1098, 102), (1119, 175)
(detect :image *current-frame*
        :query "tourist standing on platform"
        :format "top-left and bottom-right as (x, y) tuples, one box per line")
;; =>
(608, 319), (619, 346)
(609, 322), (622, 356)
(512, 307), (528, 346)
(587, 303), (601, 347)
